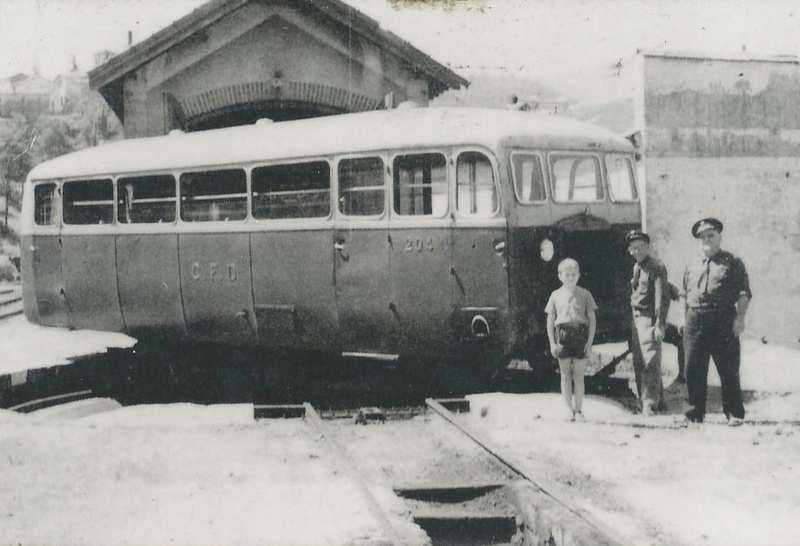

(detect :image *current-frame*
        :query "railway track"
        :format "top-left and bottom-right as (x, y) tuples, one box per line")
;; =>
(256, 399), (630, 546)
(0, 284), (23, 320)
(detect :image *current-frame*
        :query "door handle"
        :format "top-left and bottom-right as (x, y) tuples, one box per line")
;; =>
(334, 241), (349, 261)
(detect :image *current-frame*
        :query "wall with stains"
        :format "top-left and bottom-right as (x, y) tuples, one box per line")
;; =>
(641, 55), (800, 345)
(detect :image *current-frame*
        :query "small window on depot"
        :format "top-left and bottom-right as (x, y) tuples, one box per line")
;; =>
(252, 161), (331, 220)
(180, 169), (247, 222)
(118, 174), (176, 224)
(63, 178), (114, 225)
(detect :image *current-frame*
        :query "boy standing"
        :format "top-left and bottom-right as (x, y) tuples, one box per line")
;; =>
(626, 229), (670, 416)
(545, 258), (598, 421)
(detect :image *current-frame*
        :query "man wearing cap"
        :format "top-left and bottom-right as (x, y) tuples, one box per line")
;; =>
(680, 218), (751, 425)
(627, 229), (670, 416)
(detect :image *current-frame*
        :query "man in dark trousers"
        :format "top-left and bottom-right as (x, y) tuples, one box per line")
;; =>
(627, 229), (670, 416)
(680, 218), (751, 425)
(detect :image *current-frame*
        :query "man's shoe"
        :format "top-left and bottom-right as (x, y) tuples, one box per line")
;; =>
(728, 416), (744, 427)
(684, 410), (704, 423)
(574, 411), (586, 422)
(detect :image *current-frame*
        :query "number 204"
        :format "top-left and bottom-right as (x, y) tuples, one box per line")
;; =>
(405, 237), (434, 252)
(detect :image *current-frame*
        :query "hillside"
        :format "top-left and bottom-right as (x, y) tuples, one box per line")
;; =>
(431, 68), (568, 109)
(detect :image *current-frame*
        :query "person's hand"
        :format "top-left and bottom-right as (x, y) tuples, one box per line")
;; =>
(550, 343), (560, 356)
(583, 342), (593, 357)
(654, 325), (665, 342)
(733, 316), (746, 336)
(677, 322), (685, 337)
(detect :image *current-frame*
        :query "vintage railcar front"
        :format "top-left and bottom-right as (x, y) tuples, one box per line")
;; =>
(502, 131), (641, 373)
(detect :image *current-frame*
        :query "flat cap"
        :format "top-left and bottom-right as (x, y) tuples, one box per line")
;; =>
(691, 217), (723, 238)
(625, 229), (650, 244)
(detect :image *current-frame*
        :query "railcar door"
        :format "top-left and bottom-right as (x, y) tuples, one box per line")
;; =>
(60, 178), (124, 332)
(249, 160), (337, 351)
(177, 168), (256, 345)
(450, 150), (511, 356)
(22, 181), (69, 327)
(115, 174), (186, 340)
(334, 156), (397, 358)
(388, 152), (452, 359)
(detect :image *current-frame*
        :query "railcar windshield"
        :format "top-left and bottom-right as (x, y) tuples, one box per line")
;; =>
(549, 153), (603, 203)
(511, 152), (547, 203)
(605, 154), (638, 201)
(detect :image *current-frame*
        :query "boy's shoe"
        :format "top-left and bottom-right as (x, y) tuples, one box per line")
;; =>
(683, 410), (704, 423)
(728, 416), (744, 427)
(567, 410), (576, 422)
(574, 411), (585, 422)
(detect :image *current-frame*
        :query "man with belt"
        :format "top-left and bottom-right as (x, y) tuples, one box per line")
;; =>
(627, 229), (670, 416)
(680, 218), (751, 425)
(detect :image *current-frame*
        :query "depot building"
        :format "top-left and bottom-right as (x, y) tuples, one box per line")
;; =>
(89, 0), (467, 138)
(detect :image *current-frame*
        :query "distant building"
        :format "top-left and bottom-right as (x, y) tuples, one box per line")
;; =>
(94, 50), (116, 68)
(0, 74), (53, 116)
(89, 0), (467, 137)
(51, 71), (90, 114)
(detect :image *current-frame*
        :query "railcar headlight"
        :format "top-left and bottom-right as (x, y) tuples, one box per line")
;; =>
(540, 239), (555, 262)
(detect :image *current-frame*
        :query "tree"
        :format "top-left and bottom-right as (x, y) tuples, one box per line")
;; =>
(0, 116), (36, 228)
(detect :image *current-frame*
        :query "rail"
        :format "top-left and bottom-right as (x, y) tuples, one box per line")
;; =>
(426, 397), (634, 546)
(0, 285), (23, 320)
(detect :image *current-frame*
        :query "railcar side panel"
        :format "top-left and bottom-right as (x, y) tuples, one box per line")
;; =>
(250, 230), (337, 351)
(179, 233), (256, 344)
(451, 224), (512, 349)
(61, 235), (124, 331)
(334, 226), (397, 356)
(389, 224), (452, 358)
(116, 234), (186, 340)
(22, 235), (69, 327)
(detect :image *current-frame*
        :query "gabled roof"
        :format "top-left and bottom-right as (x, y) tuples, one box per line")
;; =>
(89, 0), (467, 100)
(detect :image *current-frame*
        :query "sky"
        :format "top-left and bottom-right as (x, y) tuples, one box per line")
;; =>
(0, 0), (798, 100)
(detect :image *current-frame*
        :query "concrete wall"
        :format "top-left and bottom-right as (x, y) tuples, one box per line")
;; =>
(122, 3), (430, 137)
(641, 55), (800, 345)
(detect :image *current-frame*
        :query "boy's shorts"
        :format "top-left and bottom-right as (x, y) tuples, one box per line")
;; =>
(555, 322), (589, 359)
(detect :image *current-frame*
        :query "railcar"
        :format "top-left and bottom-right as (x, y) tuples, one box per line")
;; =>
(20, 107), (640, 376)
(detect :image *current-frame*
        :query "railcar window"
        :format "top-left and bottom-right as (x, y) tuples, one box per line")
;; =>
(606, 154), (638, 201)
(63, 178), (114, 225)
(393, 153), (447, 217)
(252, 161), (330, 219)
(180, 169), (247, 222)
(117, 175), (176, 224)
(456, 152), (497, 216)
(550, 154), (603, 202)
(34, 183), (58, 225)
(511, 153), (547, 203)
(338, 157), (384, 216)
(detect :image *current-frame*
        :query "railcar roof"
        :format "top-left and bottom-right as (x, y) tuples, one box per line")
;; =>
(29, 107), (634, 180)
